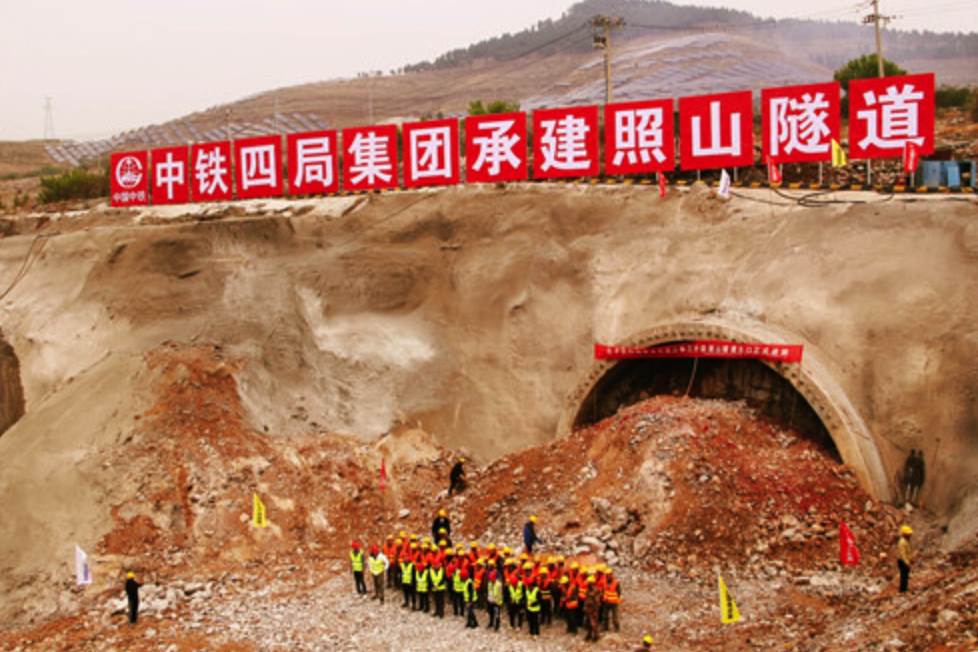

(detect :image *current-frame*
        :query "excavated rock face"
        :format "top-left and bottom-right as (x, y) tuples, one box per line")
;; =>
(0, 329), (24, 437)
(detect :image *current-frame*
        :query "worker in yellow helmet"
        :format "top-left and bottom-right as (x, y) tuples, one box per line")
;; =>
(431, 508), (451, 542)
(449, 457), (467, 495)
(897, 525), (915, 593)
(124, 571), (142, 624)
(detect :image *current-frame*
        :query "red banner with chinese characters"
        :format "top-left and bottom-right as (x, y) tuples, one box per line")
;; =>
(235, 135), (283, 200)
(679, 91), (754, 171)
(465, 112), (527, 183)
(848, 73), (935, 160)
(605, 99), (675, 175)
(287, 130), (339, 195)
(403, 118), (460, 188)
(110, 151), (149, 206)
(533, 106), (600, 179)
(595, 340), (803, 363)
(761, 82), (840, 165)
(151, 146), (189, 204)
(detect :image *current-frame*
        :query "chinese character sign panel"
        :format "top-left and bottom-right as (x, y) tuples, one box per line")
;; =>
(151, 146), (189, 205)
(403, 118), (460, 188)
(287, 130), (339, 195)
(191, 141), (233, 201)
(761, 82), (840, 164)
(110, 151), (149, 206)
(679, 91), (754, 171)
(235, 136), (283, 200)
(342, 125), (399, 191)
(848, 73), (934, 160)
(533, 106), (600, 179)
(465, 112), (527, 183)
(605, 99), (675, 174)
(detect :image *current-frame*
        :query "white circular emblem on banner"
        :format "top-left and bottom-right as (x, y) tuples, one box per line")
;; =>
(115, 156), (143, 189)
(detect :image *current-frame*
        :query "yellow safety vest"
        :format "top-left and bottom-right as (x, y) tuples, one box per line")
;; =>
(400, 561), (414, 584)
(416, 568), (429, 592)
(525, 586), (541, 612)
(430, 568), (446, 591)
(350, 550), (364, 572)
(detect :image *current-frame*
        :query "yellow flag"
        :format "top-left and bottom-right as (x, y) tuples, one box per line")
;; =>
(718, 575), (741, 624)
(831, 139), (847, 168)
(253, 493), (267, 528)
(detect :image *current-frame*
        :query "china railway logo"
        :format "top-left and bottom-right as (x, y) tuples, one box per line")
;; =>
(114, 156), (144, 189)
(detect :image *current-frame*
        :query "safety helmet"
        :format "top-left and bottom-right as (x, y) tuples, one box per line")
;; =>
(530, 515), (538, 523)
(459, 458), (466, 463)
(503, 546), (512, 555)
(470, 541), (479, 548)
(439, 528), (447, 534)
(522, 562), (534, 570)
(386, 534), (394, 540)
(556, 555), (565, 563)
(580, 565), (589, 574)
(488, 543), (496, 550)
(643, 634), (654, 645)
(410, 533), (418, 540)
(352, 541), (360, 549)
(399, 530), (407, 538)
(410, 542), (418, 549)
(439, 539), (447, 547)
(126, 572), (135, 579)
(370, 544), (379, 554)
(505, 558), (516, 565)
(587, 576), (596, 583)
(488, 559), (496, 566)
(445, 549), (454, 556)
(560, 576), (569, 584)
(540, 567), (549, 574)
(606, 568), (614, 575)
(570, 562), (579, 570)
(519, 553), (529, 560)
(423, 536), (431, 543)
(395, 538), (402, 545)
(901, 525), (914, 535)
(439, 509), (446, 517)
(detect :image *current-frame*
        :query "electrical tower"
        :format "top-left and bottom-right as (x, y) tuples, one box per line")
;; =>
(862, 0), (893, 77)
(43, 97), (56, 140)
(590, 15), (625, 105)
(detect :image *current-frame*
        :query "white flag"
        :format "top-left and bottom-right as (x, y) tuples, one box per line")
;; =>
(718, 170), (732, 198)
(75, 545), (92, 585)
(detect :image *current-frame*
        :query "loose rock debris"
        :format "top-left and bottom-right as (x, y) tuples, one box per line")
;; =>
(1, 345), (976, 651)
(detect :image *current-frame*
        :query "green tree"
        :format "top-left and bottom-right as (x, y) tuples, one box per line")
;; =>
(833, 54), (907, 91)
(833, 54), (908, 116)
(467, 99), (521, 116)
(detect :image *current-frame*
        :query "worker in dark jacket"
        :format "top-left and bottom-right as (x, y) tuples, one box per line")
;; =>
(523, 515), (541, 554)
(125, 572), (142, 624)
(448, 458), (467, 495)
(431, 509), (451, 541)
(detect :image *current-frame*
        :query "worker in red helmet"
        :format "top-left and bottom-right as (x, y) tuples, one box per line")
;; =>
(350, 541), (367, 595)
(368, 543), (390, 603)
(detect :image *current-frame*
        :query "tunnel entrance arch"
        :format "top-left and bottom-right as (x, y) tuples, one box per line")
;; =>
(557, 320), (891, 500)
(0, 328), (25, 438)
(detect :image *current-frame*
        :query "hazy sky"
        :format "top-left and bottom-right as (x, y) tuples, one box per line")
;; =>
(1, 0), (973, 141)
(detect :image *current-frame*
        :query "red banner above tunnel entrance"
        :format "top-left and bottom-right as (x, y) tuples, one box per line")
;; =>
(595, 340), (803, 363)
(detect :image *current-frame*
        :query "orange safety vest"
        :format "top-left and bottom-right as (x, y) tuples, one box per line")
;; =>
(473, 567), (485, 590)
(604, 578), (621, 604)
(578, 578), (590, 601)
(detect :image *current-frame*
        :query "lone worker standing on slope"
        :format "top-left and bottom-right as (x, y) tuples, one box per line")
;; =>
(124, 572), (142, 624)
(448, 458), (467, 495)
(897, 525), (916, 593)
(350, 541), (368, 595)
(523, 515), (542, 554)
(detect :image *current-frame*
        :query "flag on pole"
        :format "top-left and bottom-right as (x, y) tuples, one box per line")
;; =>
(718, 575), (741, 624)
(840, 521), (861, 566)
(831, 139), (847, 168)
(75, 545), (92, 585)
(718, 170), (732, 198)
(380, 458), (388, 490)
(658, 173), (667, 198)
(252, 492), (267, 528)
(903, 141), (920, 174)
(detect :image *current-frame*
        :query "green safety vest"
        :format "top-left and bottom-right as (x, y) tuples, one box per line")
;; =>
(400, 561), (414, 584)
(430, 568), (446, 591)
(453, 571), (465, 592)
(489, 580), (503, 605)
(369, 555), (386, 576)
(463, 578), (477, 603)
(525, 586), (541, 612)
(416, 568), (429, 593)
(350, 550), (364, 572)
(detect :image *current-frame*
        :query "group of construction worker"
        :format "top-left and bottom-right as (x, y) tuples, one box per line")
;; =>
(348, 512), (624, 642)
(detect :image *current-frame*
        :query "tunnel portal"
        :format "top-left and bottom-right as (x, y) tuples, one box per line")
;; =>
(0, 329), (25, 438)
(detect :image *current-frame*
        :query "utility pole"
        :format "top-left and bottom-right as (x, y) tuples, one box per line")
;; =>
(590, 15), (625, 105)
(863, 0), (892, 78)
(43, 97), (56, 140)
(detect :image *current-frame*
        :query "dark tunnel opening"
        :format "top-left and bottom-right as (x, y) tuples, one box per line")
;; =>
(574, 355), (839, 459)
(0, 330), (25, 439)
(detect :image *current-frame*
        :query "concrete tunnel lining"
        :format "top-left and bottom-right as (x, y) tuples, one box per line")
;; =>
(556, 320), (892, 501)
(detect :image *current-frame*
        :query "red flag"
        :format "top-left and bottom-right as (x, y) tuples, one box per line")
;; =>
(903, 141), (920, 174)
(658, 173), (667, 198)
(380, 458), (388, 490)
(767, 157), (782, 184)
(840, 521), (860, 566)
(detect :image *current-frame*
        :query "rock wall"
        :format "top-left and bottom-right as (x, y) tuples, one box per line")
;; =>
(0, 186), (976, 523)
(0, 328), (25, 436)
